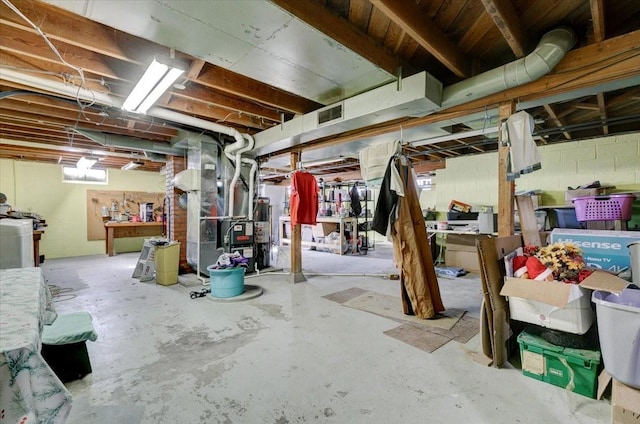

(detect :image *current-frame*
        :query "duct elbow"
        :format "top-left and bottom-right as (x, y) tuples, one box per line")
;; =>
(442, 27), (576, 109)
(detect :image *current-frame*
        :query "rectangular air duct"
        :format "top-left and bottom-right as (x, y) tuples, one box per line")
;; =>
(253, 71), (442, 156)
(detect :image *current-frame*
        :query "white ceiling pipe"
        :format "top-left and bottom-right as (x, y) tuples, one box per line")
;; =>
(0, 138), (159, 161)
(150, 107), (250, 217)
(0, 68), (252, 153)
(240, 134), (257, 218)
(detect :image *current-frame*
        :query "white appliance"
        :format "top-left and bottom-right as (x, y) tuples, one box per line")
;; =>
(140, 203), (154, 222)
(0, 219), (34, 268)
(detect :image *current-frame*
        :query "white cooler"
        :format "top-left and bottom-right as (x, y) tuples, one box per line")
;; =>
(0, 219), (34, 268)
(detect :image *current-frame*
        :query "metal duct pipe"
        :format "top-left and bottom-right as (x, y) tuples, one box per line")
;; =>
(441, 28), (576, 109)
(72, 128), (184, 156)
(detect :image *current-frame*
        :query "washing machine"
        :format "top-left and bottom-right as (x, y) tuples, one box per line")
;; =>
(0, 219), (34, 269)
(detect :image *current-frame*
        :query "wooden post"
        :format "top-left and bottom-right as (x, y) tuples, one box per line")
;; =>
(498, 101), (516, 237)
(289, 151), (306, 283)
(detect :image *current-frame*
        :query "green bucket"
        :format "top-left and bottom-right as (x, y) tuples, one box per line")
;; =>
(207, 266), (245, 298)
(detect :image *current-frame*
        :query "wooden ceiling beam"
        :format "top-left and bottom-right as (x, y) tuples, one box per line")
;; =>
(1, 25), (122, 80)
(0, 0), (145, 64)
(1, 96), (177, 138)
(596, 92), (609, 135)
(590, 0), (606, 42)
(369, 0), (471, 78)
(2, 1), (320, 117)
(480, 0), (528, 58)
(543, 104), (572, 140)
(163, 96), (269, 131)
(413, 160), (445, 174)
(0, 105), (174, 141)
(173, 84), (282, 123)
(196, 64), (321, 116)
(270, 0), (402, 76)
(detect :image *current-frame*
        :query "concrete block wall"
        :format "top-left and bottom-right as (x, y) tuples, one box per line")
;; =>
(420, 133), (640, 212)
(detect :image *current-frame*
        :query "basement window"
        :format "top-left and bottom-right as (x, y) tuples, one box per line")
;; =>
(62, 166), (108, 184)
(417, 177), (433, 190)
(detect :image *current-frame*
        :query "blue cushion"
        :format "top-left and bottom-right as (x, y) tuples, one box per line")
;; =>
(42, 312), (98, 345)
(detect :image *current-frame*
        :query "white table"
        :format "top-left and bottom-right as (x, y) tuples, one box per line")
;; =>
(0, 267), (72, 424)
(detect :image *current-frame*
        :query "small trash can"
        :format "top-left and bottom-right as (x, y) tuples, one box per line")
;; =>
(155, 242), (180, 285)
(207, 265), (245, 298)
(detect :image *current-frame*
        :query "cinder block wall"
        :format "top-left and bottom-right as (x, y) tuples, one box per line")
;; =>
(421, 133), (640, 212)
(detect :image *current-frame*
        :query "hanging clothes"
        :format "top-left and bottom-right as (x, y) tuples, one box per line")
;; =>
(358, 140), (400, 186)
(373, 156), (445, 319)
(504, 110), (542, 180)
(290, 171), (318, 225)
(349, 183), (362, 217)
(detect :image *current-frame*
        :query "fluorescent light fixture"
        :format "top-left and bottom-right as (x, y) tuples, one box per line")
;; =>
(122, 58), (185, 114)
(77, 156), (98, 169)
(301, 157), (346, 167)
(121, 161), (143, 170)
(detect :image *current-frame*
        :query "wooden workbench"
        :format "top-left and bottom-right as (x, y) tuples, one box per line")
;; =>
(104, 221), (163, 256)
(33, 229), (44, 266)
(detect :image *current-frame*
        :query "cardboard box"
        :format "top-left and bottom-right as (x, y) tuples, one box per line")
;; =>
(612, 379), (640, 424)
(445, 233), (487, 273)
(500, 265), (629, 335)
(311, 222), (338, 237)
(550, 229), (640, 274)
(501, 277), (594, 334)
(564, 186), (614, 205)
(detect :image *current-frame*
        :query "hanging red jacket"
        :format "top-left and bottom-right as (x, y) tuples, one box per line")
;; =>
(290, 171), (318, 225)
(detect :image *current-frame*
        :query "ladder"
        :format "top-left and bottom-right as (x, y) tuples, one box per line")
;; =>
(132, 239), (157, 281)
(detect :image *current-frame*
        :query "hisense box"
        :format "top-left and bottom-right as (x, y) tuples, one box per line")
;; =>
(550, 229), (640, 274)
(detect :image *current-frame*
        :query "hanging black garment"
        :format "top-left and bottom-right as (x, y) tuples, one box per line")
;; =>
(372, 157), (398, 235)
(349, 184), (362, 217)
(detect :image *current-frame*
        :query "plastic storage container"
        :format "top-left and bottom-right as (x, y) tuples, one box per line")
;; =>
(548, 208), (582, 229)
(517, 331), (601, 398)
(630, 241), (640, 286)
(0, 219), (34, 269)
(207, 266), (245, 298)
(572, 194), (635, 221)
(592, 289), (640, 389)
(154, 242), (180, 286)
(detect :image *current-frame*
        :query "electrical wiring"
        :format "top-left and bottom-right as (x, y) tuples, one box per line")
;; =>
(2, 0), (94, 112)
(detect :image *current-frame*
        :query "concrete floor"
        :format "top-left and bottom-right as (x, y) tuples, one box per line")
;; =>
(40, 243), (610, 423)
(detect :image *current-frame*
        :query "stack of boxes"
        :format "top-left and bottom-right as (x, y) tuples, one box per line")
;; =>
(492, 198), (640, 422)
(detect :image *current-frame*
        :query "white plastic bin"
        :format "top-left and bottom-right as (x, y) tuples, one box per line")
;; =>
(592, 289), (640, 389)
(0, 219), (34, 269)
(630, 241), (640, 286)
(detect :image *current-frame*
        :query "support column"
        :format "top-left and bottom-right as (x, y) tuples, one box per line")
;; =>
(290, 151), (306, 283)
(165, 156), (189, 272)
(497, 101), (516, 236)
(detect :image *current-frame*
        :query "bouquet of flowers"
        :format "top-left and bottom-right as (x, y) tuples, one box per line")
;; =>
(534, 242), (589, 284)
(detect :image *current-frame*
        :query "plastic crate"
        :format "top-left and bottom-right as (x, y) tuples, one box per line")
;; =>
(517, 331), (601, 398)
(572, 194), (635, 221)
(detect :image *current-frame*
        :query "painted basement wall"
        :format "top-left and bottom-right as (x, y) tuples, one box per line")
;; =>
(420, 133), (640, 216)
(0, 159), (165, 259)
